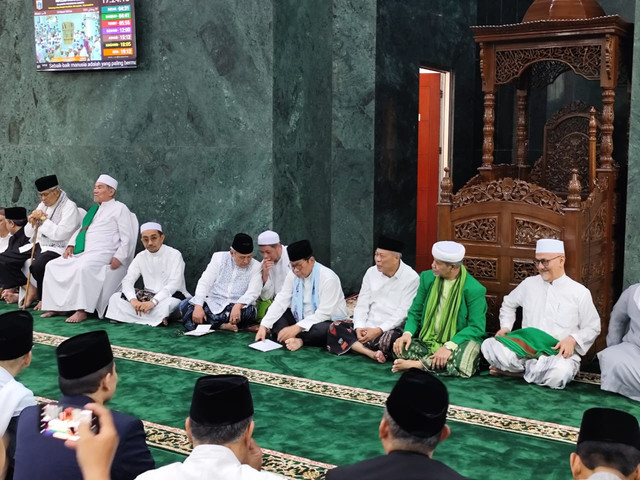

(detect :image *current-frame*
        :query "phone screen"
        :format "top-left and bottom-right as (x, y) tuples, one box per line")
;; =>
(39, 403), (98, 441)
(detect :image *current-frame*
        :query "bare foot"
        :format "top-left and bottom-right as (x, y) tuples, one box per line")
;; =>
(220, 322), (239, 332)
(2, 291), (19, 304)
(285, 338), (303, 351)
(34, 301), (43, 311)
(23, 284), (38, 309)
(66, 310), (88, 323)
(374, 350), (387, 364)
(489, 366), (524, 377)
(391, 358), (422, 373)
(41, 311), (64, 318)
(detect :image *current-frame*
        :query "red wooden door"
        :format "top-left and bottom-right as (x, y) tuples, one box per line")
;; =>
(416, 72), (441, 273)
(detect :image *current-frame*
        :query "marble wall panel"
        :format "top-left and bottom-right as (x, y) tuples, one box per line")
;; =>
(623, 0), (640, 288)
(374, 0), (478, 268)
(0, 0), (274, 291)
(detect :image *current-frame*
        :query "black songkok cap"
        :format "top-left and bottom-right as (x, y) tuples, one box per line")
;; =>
(190, 375), (254, 425)
(35, 175), (59, 192)
(4, 207), (27, 222)
(377, 235), (405, 254)
(232, 233), (253, 255)
(287, 240), (313, 262)
(386, 368), (449, 438)
(578, 408), (640, 449)
(0, 310), (33, 360)
(56, 331), (113, 379)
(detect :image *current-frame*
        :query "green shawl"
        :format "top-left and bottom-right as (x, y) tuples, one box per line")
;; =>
(418, 266), (467, 352)
(495, 327), (559, 358)
(73, 204), (99, 254)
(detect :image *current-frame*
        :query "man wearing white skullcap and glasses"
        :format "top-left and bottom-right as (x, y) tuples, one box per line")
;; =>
(481, 238), (600, 389)
(41, 174), (138, 324)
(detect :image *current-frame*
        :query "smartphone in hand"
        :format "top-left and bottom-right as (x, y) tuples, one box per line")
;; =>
(39, 402), (99, 442)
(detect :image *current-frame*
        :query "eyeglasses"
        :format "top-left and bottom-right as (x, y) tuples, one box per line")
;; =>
(290, 260), (309, 272)
(533, 256), (563, 267)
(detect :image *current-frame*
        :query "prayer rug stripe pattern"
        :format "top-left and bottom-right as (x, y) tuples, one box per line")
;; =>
(34, 331), (580, 444)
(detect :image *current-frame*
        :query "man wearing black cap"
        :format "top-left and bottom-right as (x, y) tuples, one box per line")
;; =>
(255, 239), (348, 351)
(0, 208), (11, 254)
(136, 375), (282, 479)
(0, 207), (30, 304)
(14, 175), (81, 308)
(0, 311), (36, 478)
(326, 368), (468, 479)
(327, 235), (419, 362)
(179, 233), (262, 332)
(571, 408), (640, 480)
(13, 330), (155, 480)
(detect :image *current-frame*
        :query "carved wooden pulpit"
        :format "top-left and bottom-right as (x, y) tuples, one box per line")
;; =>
(437, 0), (632, 354)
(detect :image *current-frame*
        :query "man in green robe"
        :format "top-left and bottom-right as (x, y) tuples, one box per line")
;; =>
(392, 241), (486, 377)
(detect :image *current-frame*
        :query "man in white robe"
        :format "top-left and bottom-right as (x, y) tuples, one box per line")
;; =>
(0, 311), (36, 479)
(41, 174), (137, 323)
(256, 230), (290, 319)
(20, 175), (82, 308)
(255, 240), (348, 351)
(135, 375), (282, 480)
(481, 239), (600, 389)
(179, 233), (261, 332)
(106, 222), (190, 327)
(598, 283), (640, 401)
(327, 236), (419, 363)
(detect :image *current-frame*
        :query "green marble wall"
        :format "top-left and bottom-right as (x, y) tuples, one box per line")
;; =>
(0, 0), (274, 291)
(623, 0), (640, 288)
(273, 0), (376, 293)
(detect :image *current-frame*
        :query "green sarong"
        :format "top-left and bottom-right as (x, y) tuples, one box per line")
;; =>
(494, 327), (558, 359)
(73, 204), (99, 254)
(398, 339), (481, 378)
(256, 299), (273, 320)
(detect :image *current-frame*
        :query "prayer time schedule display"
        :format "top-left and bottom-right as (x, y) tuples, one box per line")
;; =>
(33, 0), (137, 71)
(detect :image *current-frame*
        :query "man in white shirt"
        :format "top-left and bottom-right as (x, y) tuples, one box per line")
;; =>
(106, 222), (190, 327)
(481, 238), (601, 389)
(41, 174), (137, 323)
(179, 233), (261, 332)
(20, 175), (82, 308)
(256, 230), (290, 319)
(570, 408), (640, 480)
(255, 240), (348, 351)
(0, 311), (36, 479)
(327, 236), (419, 363)
(0, 208), (11, 254)
(135, 375), (282, 480)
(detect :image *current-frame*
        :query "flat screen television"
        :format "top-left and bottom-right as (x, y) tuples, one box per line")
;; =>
(33, 0), (137, 71)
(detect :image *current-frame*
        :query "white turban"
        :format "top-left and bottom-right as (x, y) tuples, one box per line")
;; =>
(432, 241), (465, 263)
(96, 174), (118, 190)
(536, 239), (564, 254)
(140, 222), (162, 234)
(258, 230), (280, 246)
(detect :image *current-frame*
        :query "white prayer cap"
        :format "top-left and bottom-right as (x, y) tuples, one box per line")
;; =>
(140, 222), (163, 234)
(432, 241), (465, 263)
(96, 174), (118, 190)
(258, 230), (280, 246)
(536, 239), (564, 254)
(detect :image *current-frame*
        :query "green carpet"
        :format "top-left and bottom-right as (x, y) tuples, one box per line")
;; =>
(7, 304), (640, 479)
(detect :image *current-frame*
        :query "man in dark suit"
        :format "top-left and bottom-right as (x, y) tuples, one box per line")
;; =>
(326, 368), (469, 480)
(13, 330), (155, 480)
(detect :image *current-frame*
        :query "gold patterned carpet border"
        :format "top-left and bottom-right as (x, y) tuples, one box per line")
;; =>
(34, 332), (581, 445)
(35, 396), (332, 480)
